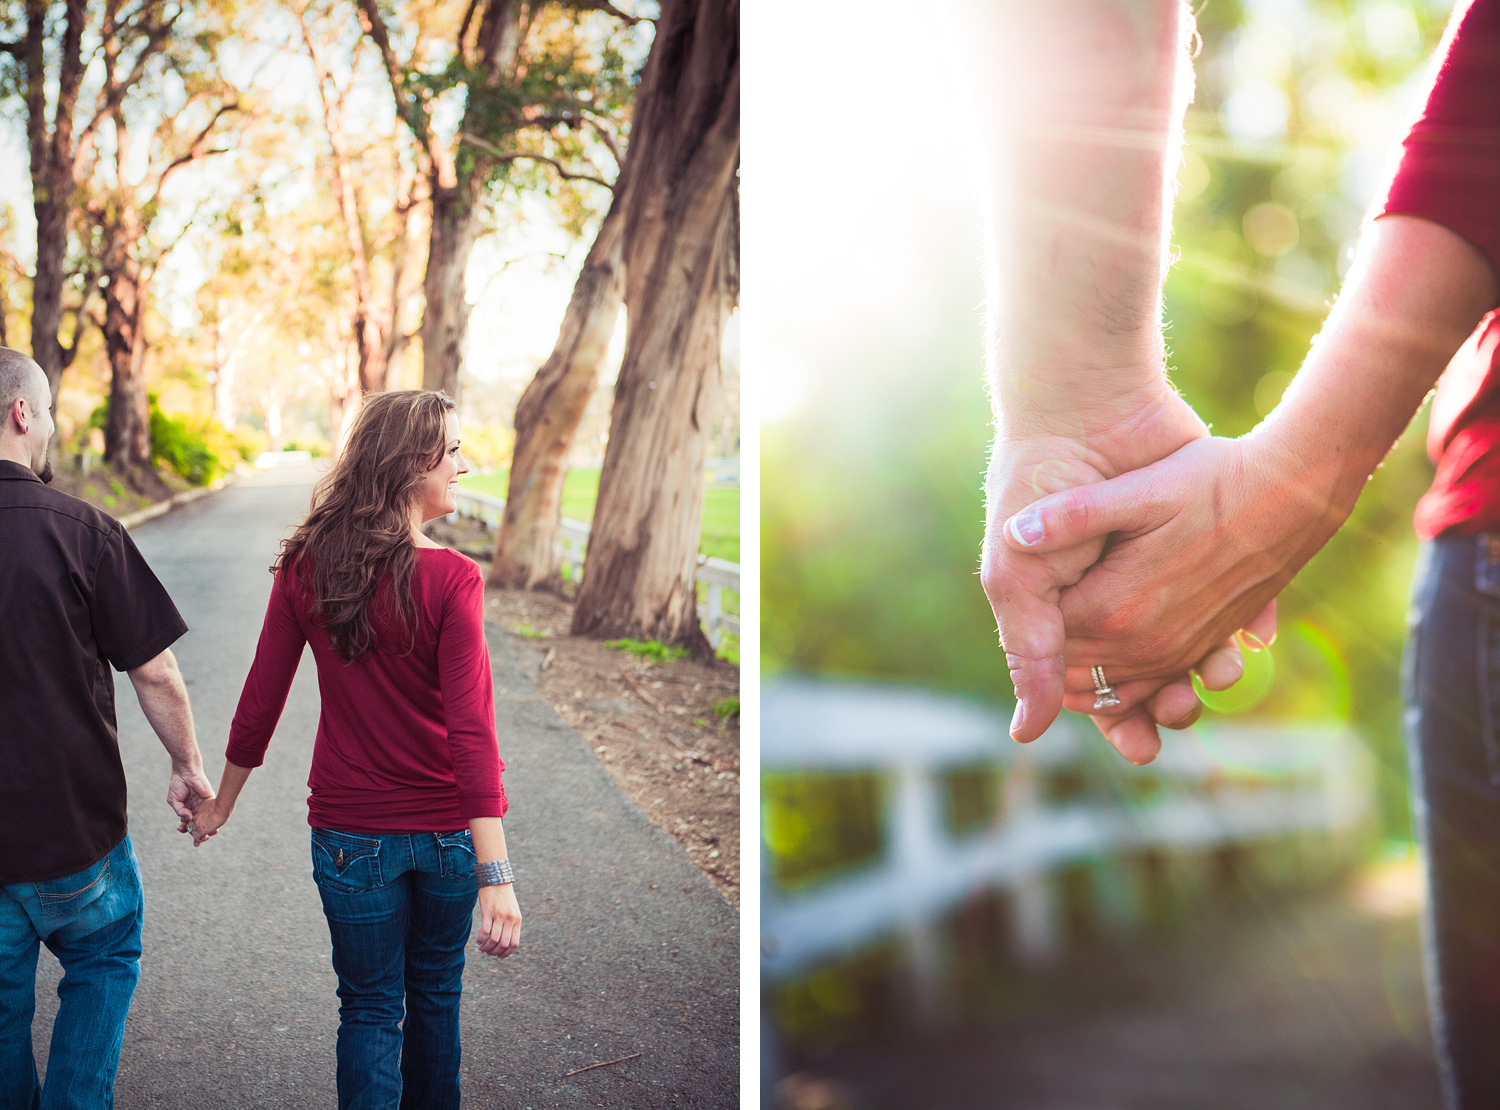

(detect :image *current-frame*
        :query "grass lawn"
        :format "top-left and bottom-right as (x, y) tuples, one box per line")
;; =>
(461, 467), (740, 564)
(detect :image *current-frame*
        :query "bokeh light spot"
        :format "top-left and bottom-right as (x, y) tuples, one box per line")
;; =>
(1194, 637), (1275, 714)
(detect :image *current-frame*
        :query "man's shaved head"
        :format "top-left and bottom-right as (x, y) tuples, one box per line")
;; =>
(0, 347), (54, 482)
(0, 348), (46, 413)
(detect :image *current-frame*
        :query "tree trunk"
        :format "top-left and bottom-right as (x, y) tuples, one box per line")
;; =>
(568, 0), (739, 654)
(489, 194), (625, 591)
(329, 338), (363, 455)
(25, 0), (86, 405)
(418, 178), (485, 399)
(31, 198), (68, 401)
(101, 261), (152, 469)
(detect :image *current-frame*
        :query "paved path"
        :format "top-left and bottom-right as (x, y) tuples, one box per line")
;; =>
(32, 467), (738, 1108)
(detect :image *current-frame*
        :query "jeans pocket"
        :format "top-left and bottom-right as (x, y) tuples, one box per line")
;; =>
(435, 830), (476, 881)
(33, 855), (112, 918)
(312, 829), (384, 895)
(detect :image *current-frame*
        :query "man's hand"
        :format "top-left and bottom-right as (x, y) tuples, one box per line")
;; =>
(169, 763), (216, 831)
(475, 883), (522, 958)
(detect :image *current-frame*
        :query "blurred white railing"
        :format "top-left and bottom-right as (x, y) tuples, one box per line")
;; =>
(761, 678), (1375, 1000)
(450, 487), (740, 647)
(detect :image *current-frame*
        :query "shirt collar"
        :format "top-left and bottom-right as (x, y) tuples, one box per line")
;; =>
(0, 460), (43, 483)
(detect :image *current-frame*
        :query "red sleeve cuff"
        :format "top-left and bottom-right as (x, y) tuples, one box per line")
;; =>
(458, 792), (509, 820)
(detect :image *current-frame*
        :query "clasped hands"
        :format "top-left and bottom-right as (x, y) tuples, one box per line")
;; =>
(982, 379), (1323, 764)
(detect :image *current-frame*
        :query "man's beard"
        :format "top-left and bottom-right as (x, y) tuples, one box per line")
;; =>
(38, 437), (53, 484)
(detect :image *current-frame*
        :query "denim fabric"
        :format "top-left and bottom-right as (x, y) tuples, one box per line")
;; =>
(1405, 534), (1500, 1109)
(0, 835), (143, 1110)
(310, 828), (478, 1110)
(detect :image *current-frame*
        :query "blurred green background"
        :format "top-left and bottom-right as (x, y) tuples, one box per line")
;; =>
(762, 0), (1456, 841)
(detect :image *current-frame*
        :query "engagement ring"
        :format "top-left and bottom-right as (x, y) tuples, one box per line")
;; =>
(1091, 665), (1122, 711)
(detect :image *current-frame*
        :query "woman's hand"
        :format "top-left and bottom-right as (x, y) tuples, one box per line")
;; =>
(476, 883), (522, 958)
(185, 795), (233, 847)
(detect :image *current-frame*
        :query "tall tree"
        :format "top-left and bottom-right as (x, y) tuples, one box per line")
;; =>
(88, 71), (239, 469)
(569, 0), (737, 653)
(488, 185), (624, 589)
(300, 6), (420, 403)
(357, 0), (638, 399)
(0, 0), (182, 403)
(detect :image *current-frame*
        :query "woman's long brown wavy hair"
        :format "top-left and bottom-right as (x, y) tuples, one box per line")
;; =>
(276, 390), (456, 663)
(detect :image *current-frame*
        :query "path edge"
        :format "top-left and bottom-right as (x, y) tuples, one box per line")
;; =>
(119, 470), (239, 531)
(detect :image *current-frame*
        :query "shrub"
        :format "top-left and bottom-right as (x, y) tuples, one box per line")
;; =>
(88, 396), (242, 486)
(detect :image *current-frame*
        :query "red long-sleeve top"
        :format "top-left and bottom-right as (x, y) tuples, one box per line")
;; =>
(227, 547), (507, 831)
(1371, 0), (1500, 539)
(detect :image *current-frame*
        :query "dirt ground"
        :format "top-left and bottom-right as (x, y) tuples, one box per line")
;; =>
(48, 453), (186, 515)
(774, 859), (1440, 1110)
(425, 516), (741, 906)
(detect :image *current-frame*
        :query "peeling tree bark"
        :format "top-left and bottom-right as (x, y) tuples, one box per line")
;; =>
(100, 238), (151, 469)
(569, 0), (739, 654)
(489, 190), (625, 590)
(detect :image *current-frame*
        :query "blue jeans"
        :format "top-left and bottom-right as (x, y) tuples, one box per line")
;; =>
(1405, 534), (1500, 1108)
(0, 835), (143, 1110)
(310, 828), (478, 1110)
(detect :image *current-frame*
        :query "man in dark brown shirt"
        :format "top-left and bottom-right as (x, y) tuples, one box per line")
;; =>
(0, 348), (215, 1107)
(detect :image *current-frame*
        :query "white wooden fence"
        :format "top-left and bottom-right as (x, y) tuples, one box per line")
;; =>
(761, 678), (1375, 1007)
(449, 486), (741, 647)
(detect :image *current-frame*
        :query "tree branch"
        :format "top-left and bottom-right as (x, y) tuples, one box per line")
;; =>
(577, 108), (625, 167)
(458, 132), (614, 189)
(574, 0), (646, 26)
(355, 0), (438, 159)
(155, 102), (240, 192)
(75, 9), (181, 177)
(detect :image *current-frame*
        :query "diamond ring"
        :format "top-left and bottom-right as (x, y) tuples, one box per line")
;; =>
(1091, 665), (1122, 711)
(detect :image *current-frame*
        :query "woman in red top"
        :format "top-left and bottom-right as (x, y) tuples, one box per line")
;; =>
(189, 390), (521, 1110)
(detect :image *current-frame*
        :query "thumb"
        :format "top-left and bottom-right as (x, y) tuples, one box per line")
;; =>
(1003, 467), (1166, 554)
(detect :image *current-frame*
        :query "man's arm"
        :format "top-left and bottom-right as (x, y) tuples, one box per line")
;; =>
(966, 0), (1247, 760)
(1002, 215), (1500, 689)
(126, 647), (215, 828)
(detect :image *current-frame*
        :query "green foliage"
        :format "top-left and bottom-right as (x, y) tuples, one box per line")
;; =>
(511, 622), (547, 640)
(146, 395), (238, 486)
(762, 770), (887, 890)
(280, 441), (328, 459)
(605, 638), (687, 663)
(712, 696), (739, 719)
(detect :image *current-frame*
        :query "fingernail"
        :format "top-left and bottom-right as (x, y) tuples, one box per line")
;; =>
(1240, 630), (1270, 652)
(1010, 700), (1026, 738)
(1009, 509), (1044, 546)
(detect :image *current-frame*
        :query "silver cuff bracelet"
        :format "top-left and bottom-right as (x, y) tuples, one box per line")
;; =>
(474, 858), (514, 887)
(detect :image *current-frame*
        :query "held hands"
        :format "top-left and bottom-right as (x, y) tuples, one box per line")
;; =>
(476, 883), (522, 958)
(168, 761), (216, 835)
(1001, 428), (1330, 746)
(983, 379), (1259, 761)
(184, 795), (232, 847)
